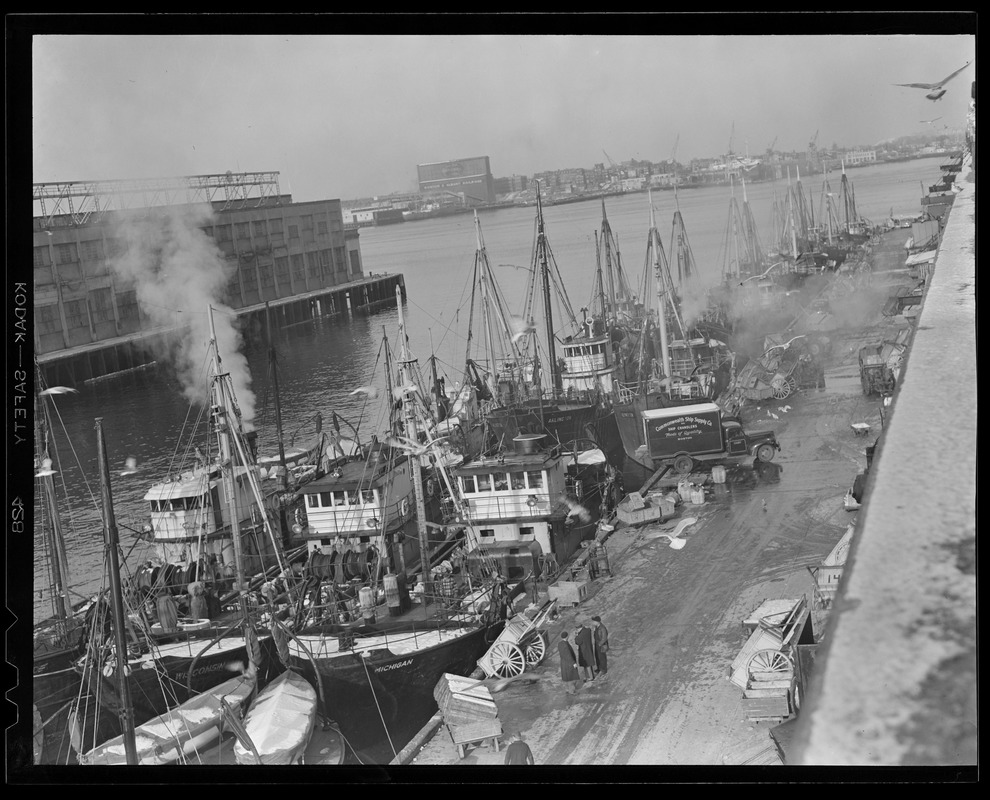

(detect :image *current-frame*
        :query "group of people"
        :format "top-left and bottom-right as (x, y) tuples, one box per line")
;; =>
(557, 615), (609, 694)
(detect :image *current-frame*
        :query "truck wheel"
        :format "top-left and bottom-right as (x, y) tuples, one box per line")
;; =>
(756, 444), (776, 463)
(673, 455), (694, 475)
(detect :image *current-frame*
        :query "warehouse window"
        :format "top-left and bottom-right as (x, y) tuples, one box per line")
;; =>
(81, 240), (103, 261)
(89, 288), (113, 322)
(37, 304), (61, 335)
(63, 299), (88, 329)
(260, 264), (275, 287)
(253, 220), (267, 238)
(33, 247), (50, 268)
(306, 252), (320, 278)
(116, 290), (139, 320)
(56, 243), (77, 265)
(291, 254), (305, 283)
(318, 220), (328, 235)
(216, 225), (232, 243)
(301, 215), (314, 231)
(269, 217), (283, 234)
(288, 225), (299, 240)
(235, 222), (250, 241)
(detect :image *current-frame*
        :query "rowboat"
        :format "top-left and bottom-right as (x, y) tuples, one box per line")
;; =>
(78, 669), (256, 765)
(233, 668), (318, 765)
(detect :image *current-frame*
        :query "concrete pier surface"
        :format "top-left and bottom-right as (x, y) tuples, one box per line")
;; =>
(398, 225), (927, 773)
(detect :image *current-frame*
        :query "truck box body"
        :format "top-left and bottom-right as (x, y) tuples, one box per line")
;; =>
(643, 402), (725, 461)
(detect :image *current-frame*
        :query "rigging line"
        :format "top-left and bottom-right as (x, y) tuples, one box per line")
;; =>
(360, 651), (397, 760)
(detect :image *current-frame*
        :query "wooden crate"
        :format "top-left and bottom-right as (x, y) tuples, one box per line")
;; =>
(548, 578), (597, 607)
(742, 693), (792, 722)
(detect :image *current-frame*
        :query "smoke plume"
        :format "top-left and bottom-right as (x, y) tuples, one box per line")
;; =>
(107, 205), (257, 427)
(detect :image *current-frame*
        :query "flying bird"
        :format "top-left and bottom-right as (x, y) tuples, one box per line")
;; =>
(384, 433), (448, 456)
(894, 61), (971, 102)
(35, 457), (56, 478)
(391, 383), (419, 401)
(920, 116), (943, 126)
(349, 385), (380, 400)
(562, 496), (592, 524)
(120, 457), (140, 476)
(763, 335), (806, 356)
(507, 315), (537, 344)
(39, 386), (79, 396)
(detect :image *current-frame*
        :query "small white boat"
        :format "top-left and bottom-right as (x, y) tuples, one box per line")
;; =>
(79, 670), (257, 765)
(233, 669), (318, 765)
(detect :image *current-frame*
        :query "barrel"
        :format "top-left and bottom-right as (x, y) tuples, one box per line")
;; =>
(711, 465), (727, 484)
(384, 573), (410, 616)
(690, 488), (706, 505)
(359, 586), (376, 623)
(677, 480), (693, 502)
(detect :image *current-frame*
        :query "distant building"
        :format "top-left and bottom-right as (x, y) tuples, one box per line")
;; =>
(843, 150), (877, 166)
(494, 174), (528, 194)
(417, 156), (496, 206)
(32, 172), (363, 357)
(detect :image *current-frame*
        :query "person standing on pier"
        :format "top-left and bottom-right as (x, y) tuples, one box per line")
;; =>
(575, 618), (596, 681)
(558, 631), (582, 694)
(591, 615), (609, 682)
(503, 732), (535, 765)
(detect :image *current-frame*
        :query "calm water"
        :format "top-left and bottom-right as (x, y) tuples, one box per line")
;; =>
(31, 158), (944, 624)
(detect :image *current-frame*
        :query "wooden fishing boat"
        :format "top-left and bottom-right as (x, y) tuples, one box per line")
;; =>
(232, 668), (318, 765)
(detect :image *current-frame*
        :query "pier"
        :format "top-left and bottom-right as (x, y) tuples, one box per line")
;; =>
(36, 273), (405, 388)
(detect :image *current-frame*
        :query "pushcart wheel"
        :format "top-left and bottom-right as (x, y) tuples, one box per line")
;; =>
(748, 649), (793, 674)
(770, 377), (792, 400)
(525, 631), (547, 666)
(489, 642), (526, 677)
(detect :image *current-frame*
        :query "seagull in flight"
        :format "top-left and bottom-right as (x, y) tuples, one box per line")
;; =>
(763, 335), (806, 356)
(350, 385), (380, 400)
(920, 116), (943, 127)
(894, 61), (971, 101)
(39, 386), (79, 396)
(35, 457), (57, 478)
(120, 457), (140, 476)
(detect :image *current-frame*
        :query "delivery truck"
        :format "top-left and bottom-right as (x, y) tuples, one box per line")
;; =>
(642, 402), (780, 474)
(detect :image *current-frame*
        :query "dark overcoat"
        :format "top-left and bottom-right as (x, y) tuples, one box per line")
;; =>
(558, 639), (579, 682)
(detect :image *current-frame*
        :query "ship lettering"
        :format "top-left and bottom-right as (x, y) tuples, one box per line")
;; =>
(374, 658), (413, 673)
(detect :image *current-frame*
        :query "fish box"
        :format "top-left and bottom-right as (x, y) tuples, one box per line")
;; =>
(548, 578), (597, 607)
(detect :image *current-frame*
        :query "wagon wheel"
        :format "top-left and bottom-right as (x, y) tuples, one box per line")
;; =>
(786, 375), (798, 392)
(770, 377), (792, 400)
(524, 631), (548, 666)
(748, 649), (793, 674)
(488, 641), (526, 677)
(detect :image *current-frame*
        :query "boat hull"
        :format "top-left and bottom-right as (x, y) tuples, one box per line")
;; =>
(66, 633), (279, 762)
(233, 668), (318, 765)
(79, 672), (256, 765)
(486, 401), (624, 465)
(290, 620), (503, 761)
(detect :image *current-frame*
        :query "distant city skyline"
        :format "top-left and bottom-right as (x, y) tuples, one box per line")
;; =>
(23, 22), (975, 202)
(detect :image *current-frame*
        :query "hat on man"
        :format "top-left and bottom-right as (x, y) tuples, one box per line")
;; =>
(591, 615), (601, 622)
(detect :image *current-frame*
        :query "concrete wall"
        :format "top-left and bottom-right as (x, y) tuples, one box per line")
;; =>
(793, 157), (976, 767)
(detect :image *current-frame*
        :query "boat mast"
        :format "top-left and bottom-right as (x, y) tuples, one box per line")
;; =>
(207, 306), (250, 623)
(35, 367), (74, 622)
(475, 212), (500, 380)
(265, 302), (288, 493)
(534, 184), (561, 396)
(395, 285), (431, 587)
(601, 200), (617, 318)
(94, 416), (138, 766)
(649, 198), (672, 384)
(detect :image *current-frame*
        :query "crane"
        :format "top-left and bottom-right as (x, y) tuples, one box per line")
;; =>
(670, 133), (680, 165)
(809, 130), (819, 152)
(602, 149), (618, 170)
(767, 135), (778, 154)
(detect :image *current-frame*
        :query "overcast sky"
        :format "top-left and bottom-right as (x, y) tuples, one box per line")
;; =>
(30, 25), (975, 202)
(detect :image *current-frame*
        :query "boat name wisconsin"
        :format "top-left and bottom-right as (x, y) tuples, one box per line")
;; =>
(374, 658), (413, 673)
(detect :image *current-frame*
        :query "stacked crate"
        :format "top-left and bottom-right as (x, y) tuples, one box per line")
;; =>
(433, 673), (502, 758)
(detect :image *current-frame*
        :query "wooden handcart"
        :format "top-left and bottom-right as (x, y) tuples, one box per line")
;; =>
(433, 673), (502, 759)
(477, 599), (558, 678)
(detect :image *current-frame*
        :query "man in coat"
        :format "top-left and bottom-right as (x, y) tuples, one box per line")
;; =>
(503, 731), (535, 765)
(557, 630), (582, 694)
(574, 618), (596, 681)
(591, 615), (609, 681)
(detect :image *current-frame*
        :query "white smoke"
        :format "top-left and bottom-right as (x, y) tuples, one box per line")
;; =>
(106, 205), (257, 427)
